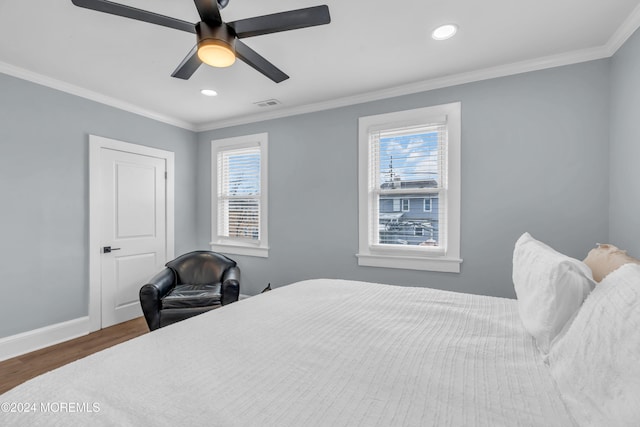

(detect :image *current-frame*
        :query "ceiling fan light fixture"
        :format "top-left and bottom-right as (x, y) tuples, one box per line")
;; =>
(196, 22), (237, 68)
(197, 39), (236, 67)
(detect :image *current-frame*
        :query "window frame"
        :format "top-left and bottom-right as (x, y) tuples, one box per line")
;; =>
(210, 133), (269, 258)
(357, 103), (461, 273)
(401, 199), (410, 212)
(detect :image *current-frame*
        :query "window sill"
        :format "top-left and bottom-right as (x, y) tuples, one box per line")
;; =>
(356, 252), (462, 273)
(210, 242), (269, 258)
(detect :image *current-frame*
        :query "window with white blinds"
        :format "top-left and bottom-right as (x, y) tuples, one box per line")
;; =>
(218, 147), (261, 240)
(357, 103), (461, 272)
(211, 133), (269, 258)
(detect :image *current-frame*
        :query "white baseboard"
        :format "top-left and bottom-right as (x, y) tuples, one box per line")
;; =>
(0, 317), (91, 362)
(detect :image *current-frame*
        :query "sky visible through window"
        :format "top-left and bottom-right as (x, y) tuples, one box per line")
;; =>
(379, 131), (440, 185)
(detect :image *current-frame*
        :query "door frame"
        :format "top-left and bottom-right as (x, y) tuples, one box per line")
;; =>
(88, 135), (175, 332)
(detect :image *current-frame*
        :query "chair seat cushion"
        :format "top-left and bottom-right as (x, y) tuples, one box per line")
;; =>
(161, 283), (222, 309)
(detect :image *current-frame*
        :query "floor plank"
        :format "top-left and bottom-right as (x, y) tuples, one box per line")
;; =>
(0, 317), (148, 395)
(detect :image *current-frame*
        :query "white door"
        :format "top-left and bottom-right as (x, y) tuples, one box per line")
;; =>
(89, 135), (174, 330)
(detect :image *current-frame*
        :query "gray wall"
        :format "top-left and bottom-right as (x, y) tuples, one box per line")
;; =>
(197, 60), (611, 298)
(0, 73), (199, 338)
(610, 28), (640, 257)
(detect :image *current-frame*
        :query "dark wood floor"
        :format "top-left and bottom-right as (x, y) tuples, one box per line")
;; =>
(0, 317), (149, 395)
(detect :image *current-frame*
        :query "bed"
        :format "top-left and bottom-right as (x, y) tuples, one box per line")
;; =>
(2, 234), (638, 426)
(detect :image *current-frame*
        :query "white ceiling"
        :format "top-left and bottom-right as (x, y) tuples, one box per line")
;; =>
(1, 0), (639, 131)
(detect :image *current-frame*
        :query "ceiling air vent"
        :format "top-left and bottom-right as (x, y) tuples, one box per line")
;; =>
(254, 99), (282, 108)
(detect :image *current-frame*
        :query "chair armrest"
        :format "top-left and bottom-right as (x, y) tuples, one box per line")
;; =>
(139, 268), (176, 330)
(221, 266), (240, 305)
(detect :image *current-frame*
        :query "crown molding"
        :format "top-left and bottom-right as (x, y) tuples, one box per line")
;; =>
(0, 61), (196, 131)
(195, 45), (610, 132)
(605, 2), (640, 55)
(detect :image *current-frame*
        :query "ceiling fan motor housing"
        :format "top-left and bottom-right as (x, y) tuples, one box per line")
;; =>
(197, 22), (236, 51)
(196, 22), (237, 66)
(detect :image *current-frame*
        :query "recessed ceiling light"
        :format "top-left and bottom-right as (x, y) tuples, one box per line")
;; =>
(200, 89), (218, 97)
(432, 24), (458, 41)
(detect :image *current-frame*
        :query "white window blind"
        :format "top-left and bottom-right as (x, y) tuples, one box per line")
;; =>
(369, 122), (447, 250)
(217, 146), (261, 241)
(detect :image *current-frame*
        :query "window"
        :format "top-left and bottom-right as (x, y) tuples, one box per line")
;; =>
(424, 197), (434, 212)
(211, 133), (268, 257)
(357, 103), (461, 272)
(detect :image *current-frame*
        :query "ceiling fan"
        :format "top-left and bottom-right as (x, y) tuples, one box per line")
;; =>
(70, 0), (331, 83)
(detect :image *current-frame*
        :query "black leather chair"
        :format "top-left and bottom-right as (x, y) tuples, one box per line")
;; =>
(139, 251), (240, 331)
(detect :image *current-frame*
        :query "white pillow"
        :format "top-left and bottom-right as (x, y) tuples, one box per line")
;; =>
(548, 263), (640, 426)
(512, 232), (594, 354)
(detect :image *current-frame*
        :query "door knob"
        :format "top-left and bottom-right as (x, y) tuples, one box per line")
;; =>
(103, 246), (121, 254)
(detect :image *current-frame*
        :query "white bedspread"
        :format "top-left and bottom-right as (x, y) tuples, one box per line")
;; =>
(1, 279), (575, 426)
